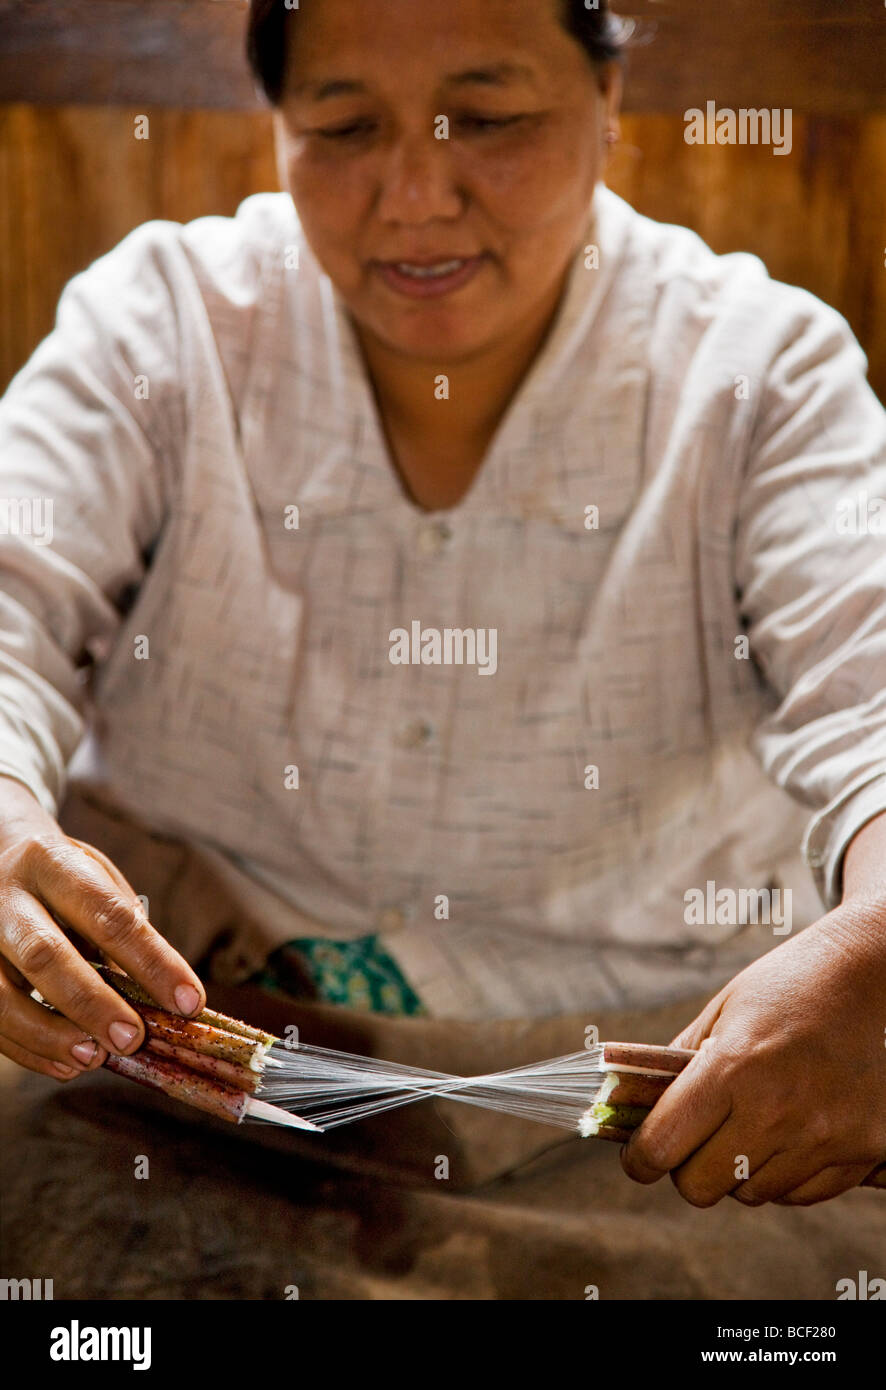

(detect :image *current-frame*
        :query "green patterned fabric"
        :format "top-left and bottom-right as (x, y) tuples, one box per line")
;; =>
(252, 934), (427, 1016)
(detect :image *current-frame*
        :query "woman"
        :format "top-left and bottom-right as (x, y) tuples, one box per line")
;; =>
(0, 0), (885, 1296)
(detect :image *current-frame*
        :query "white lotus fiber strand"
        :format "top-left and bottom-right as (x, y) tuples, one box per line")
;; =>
(256, 1041), (613, 1130)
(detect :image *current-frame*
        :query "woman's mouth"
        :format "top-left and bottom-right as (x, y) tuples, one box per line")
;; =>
(374, 255), (488, 298)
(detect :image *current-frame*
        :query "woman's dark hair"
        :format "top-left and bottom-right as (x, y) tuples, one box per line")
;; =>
(247, 1), (632, 107)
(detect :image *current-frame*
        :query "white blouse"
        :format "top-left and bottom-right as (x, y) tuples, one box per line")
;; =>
(1, 182), (885, 1020)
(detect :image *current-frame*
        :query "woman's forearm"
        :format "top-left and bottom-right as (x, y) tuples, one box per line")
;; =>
(841, 808), (886, 903)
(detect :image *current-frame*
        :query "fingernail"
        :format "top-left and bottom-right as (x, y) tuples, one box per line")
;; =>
(71, 1039), (98, 1065)
(52, 1062), (79, 1078)
(174, 984), (200, 1015)
(108, 1021), (139, 1052)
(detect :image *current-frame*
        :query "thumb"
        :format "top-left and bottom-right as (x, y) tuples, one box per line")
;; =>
(669, 992), (727, 1050)
(621, 1039), (730, 1183)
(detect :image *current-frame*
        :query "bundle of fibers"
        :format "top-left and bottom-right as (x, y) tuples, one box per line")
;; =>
(90, 965), (319, 1130)
(91, 968), (886, 1189)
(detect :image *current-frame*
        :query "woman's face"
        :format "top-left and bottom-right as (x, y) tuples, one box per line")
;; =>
(273, 0), (621, 365)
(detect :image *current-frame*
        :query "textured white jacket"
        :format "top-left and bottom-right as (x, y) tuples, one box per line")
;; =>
(1, 183), (885, 1019)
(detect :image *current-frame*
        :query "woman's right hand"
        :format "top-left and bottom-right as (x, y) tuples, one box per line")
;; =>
(0, 777), (205, 1080)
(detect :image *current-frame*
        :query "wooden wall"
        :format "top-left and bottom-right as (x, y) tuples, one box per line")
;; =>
(1, 0), (885, 401)
(609, 113), (886, 404)
(0, 105), (279, 386)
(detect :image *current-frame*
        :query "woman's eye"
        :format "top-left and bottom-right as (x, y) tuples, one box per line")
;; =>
(313, 114), (527, 142)
(315, 123), (374, 142)
(458, 115), (526, 133)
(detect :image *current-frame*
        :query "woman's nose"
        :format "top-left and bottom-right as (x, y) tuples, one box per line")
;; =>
(374, 134), (465, 223)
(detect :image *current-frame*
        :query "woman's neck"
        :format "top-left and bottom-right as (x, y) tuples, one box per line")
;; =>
(352, 273), (569, 454)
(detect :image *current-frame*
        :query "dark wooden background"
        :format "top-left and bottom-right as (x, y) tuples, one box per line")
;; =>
(2, 0), (885, 399)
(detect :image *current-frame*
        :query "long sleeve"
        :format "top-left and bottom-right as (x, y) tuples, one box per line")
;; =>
(0, 223), (182, 814)
(735, 291), (886, 908)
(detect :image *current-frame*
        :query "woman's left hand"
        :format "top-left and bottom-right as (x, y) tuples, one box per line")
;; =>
(620, 899), (886, 1206)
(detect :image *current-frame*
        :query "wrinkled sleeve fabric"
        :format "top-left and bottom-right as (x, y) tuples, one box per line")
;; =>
(0, 223), (182, 815)
(735, 290), (886, 909)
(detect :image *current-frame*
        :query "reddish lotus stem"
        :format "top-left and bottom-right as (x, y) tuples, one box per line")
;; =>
(601, 1043), (696, 1075)
(106, 1051), (248, 1124)
(595, 1044), (886, 1189)
(197, 1006), (277, 1049)
(134, 1004), (267, 1071)
(96, 963), (279, 1049)
(602, 1073), (673, 1107)
(144, 1037), (260, 1093)
(95, 964), (167, 1011)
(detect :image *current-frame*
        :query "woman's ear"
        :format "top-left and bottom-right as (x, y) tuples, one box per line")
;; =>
(599, 60), (623, 143)
(272, 111), (289, 195)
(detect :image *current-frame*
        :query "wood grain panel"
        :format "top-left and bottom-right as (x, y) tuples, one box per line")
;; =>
(0, 0), (258, 111)
(0, 0), (884, 114)
(619, 0), (886, 115)
(0, 103), (276, 386)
